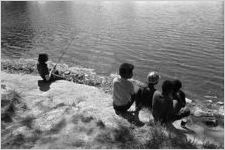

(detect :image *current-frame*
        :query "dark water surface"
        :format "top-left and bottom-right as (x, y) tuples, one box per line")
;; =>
(1, 1), (224, 102)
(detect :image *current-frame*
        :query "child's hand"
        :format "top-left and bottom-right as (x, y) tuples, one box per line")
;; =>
(53, 65), (57, 70)
(45, 75), (50, 81)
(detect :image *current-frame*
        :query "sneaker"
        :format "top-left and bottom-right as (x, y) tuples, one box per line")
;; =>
(115, 110), (122, 115)
(181, 120), (187, 127)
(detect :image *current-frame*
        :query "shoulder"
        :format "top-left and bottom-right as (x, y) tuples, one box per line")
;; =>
(178, 90), (185, 96)
(153, 90), (161, 97)
(127, 79), (140, 89)
(113, 77), (120, 84)
(152, 91), (162, 102)
(152, 91), (162, 105)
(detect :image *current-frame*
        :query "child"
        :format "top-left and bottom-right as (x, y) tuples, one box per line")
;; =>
(135, 71), (160, 114)
(172, 80), (187, 113)
(112, 63), (139, 115)
(172, 80), (190, 127)
(152, 80), (174, 124)
(37, 53), (64, 82)
(152, 80), (190, 125)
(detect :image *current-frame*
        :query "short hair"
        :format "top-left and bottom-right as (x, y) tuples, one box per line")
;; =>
(162, 80), (173, 95)
(119, 63), (134, 78)
(38, 53), (48, 63)
(172, 80), (182, 92)
(179, 90), (185, 102)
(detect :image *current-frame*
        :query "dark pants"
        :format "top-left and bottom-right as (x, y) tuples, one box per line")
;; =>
(50, 73), (65, 81)
(160, 107), (190, 124)
(113, 97), (135, 114)
(135, 87), (155, 112)
(171, 107), (190, 121)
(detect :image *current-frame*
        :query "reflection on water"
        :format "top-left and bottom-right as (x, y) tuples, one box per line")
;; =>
(1, 1), (224, 102)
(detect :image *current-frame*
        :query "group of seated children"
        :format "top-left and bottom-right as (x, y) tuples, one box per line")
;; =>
(37, 54), (190, 126)
(112, 63), (190, 126)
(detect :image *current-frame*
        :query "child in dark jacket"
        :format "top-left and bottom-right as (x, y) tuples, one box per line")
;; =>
(172, 80), (190, 127)
(172, 80), (187, 113)
(135, 72), (160, 114)
(37, 53), (64, 82)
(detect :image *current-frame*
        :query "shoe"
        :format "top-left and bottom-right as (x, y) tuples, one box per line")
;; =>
(181, 120), (187, 127)
(115, 110), (122, 115)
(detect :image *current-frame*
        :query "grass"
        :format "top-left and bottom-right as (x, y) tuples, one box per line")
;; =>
(1, 58), (114, 93)
(202, 140), (224, 149)
(20, 115), (36, 129)
(1, 89), (41, 149)
(1, 59), (224, 149)
(1, 89), (223, 149)
(1, 89), (23, 123)
(94, 120), (223, 149)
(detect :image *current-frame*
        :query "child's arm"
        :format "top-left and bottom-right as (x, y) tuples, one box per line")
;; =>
(130, 79), (146, 88)
(49, 64), (57, 79)
(178, 90), (186, 107)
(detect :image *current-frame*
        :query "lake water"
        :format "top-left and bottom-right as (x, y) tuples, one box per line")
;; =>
(1, 1), (224, 102)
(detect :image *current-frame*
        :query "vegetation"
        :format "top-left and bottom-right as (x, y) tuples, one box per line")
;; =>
(1, 58), (114, 93)
(1, 59), (224, 149)
(1, 87), (223, 149)
(95, 121), (223, 149)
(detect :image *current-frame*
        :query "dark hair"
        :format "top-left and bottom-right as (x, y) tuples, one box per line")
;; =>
(162, 80), (173, 95)
(172, 80), (182, 92)
(119, 63), (134, 79)
(38, 53), (48, 63)
(179, 90), (185, 102)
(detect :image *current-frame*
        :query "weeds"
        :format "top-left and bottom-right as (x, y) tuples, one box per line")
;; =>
(20, 115), (36, 129)
(1, 58), (114, 93)
(202, 140), (223, 149)
(1, 90), (24, 123)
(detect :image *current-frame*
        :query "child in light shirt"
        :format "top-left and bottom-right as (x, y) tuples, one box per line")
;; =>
(112, 63), (139, 115)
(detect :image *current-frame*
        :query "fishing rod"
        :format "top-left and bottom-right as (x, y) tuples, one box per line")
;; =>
(49, 31), (78, 78)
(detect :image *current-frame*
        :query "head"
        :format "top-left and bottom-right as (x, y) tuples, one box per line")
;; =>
(147, 71), (160, 86)
(119, 63), (134, 79)
(38, 53), (48, 63)
(162, 80), (174, 96)
(172, 80), (182, 92)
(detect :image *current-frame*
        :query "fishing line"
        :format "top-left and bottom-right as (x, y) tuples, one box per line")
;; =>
(49, 29), (78, 77)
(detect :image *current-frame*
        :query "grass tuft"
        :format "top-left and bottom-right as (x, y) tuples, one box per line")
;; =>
(20, 115), (36, 129)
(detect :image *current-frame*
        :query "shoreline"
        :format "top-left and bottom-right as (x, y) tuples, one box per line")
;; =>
(1, 58), (224, 118)
(1, 58), (224, 148)
(1, 58), (115, 94)
(1, 58), (224, 106)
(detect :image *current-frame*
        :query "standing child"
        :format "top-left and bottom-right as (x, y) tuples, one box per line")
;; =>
(112, 63), (139, 115)
(37, 53), (64, 82)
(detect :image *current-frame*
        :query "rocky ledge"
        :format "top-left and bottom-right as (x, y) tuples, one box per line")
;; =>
(1, 58), (224, 149)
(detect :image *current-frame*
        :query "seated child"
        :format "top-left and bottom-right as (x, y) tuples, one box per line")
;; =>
(112, 63), (139, 115)
(152, 80), (190, 125)
(37, 53), (64, 82)
(135, 71), (160, 113)
(152, 80), (174, 124)
(172, 80), (190, 126)
(171, 80), (186, 113)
